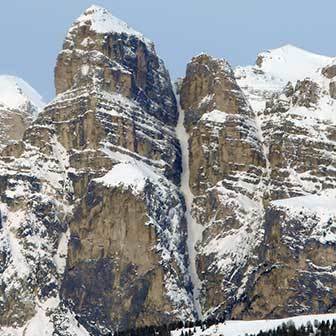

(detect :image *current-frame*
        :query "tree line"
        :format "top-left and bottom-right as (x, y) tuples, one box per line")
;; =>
(101, 316), (336, 336)
(247, 319), (336, 336)
(108, 315), (226, 336)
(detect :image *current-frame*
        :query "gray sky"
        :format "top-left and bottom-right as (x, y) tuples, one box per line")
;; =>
(1, 0), (336, 101)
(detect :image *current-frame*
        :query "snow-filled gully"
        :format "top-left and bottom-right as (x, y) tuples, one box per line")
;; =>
(175, 94), (204, 319)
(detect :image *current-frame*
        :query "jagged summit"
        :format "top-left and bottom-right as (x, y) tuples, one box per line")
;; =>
(188, 53), (234, 78)
(56, 4), (177, 124)
(70, 4), (152, 47)
(191, 52), (229, 64)
(0, 75), (44, 114)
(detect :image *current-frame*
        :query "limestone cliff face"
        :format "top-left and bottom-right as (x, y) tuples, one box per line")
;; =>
(0, 5), (193, 335)
(262, 79), (336, 200)
(234, 192), (336, 319)
(0, 107), (30, 148)
(179, 54), (266, 318)
(53, 7), (194, 332)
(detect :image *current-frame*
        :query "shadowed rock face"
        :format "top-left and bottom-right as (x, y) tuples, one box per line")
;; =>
(62, 185), (172, 331)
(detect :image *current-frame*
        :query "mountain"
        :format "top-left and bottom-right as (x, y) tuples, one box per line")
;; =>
(178, 53), (266, 319)
(0, 75), (44, 148)
(0, 4), (196, 335)
(179, 45), (336, 320)
(0, 5), (336, 336)
(233, 45), (336, 319)
(56, 4), (194, 331)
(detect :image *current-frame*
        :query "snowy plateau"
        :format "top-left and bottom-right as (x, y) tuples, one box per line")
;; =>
(0, 4), (335, 336)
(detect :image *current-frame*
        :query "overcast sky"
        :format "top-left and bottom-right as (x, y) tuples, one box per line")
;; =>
(1, 0), (336, 101)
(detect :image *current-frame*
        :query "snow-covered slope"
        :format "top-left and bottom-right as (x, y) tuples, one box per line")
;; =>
(0, 75), (44, 115)
(257, 44), (332, 83)
(235, 44), (334, 112)
(0, 297), (90, 336)
(172, 314), (336, 336)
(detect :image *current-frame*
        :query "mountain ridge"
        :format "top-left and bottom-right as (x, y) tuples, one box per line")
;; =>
(0, 5), (335, 335)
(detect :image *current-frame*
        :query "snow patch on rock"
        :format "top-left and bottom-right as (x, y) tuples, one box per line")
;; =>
(201, 110), (228, 123)
(176, 93), (204, 319)
(94, 162), (150, 195)
(271, 190), (336, 244)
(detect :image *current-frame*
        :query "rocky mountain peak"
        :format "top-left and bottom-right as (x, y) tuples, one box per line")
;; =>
(55, 4), (176, 125)
(0, 5), (194, 335)
(189, 53), (232, 72)
(72, 5), (152, 48)
(0, 75), (44, 148)
(181, 54), (252, 131)
(0, 75), (44, 115)
(322, 60), (336, 79)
